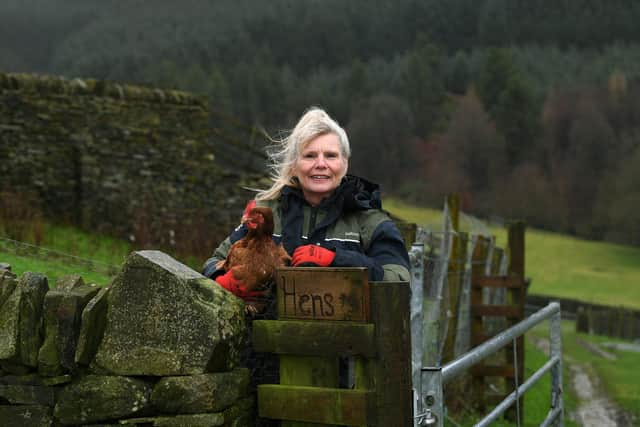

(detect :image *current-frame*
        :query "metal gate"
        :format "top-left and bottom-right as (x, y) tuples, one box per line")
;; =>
(416, 302), (564, 427)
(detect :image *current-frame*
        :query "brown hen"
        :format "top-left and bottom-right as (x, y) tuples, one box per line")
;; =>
(216, 207), (290, 292)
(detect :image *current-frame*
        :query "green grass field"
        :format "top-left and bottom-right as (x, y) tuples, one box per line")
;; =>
(385, 197), (640, 309)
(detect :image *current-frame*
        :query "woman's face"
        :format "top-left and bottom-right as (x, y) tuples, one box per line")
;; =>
(293, 133), (348, 206)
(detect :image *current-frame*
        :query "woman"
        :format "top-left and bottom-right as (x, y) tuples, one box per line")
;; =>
(203, 107), (410, 297)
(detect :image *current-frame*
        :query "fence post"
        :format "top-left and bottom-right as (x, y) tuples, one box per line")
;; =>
(420, 367), (444, 427)
(443, 194), (461, 364)
(368, 281), (413, 426)
(410, 243), (426, 426)
(507, 221), (526, 422)
(550, 309), (564, 427)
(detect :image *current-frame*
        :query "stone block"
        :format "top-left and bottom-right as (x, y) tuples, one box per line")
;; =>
(92, 251), (245, 376)
(38, 277), (100, 376)
(0, 270), (17, 307)
(54, 274), (85, 291)
(0, 405), (53, 426)
(120, 413), (224, 427)
(0, 384), (56, 405)
(0, 272), (20, 362)
(53, 375), (151, 425)
(0, 272), (48, 369)
(222, 396), (255, 424)
(75, 286), (110, 366)
(0, 373), (43, 386)
(151, 368), (250, 414)
(226, 414), (252, 427)
(0, 361), (31, 375)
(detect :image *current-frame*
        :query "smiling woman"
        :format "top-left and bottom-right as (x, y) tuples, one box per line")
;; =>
(202, 107), (410, 305)
(294, 133), (348, 206)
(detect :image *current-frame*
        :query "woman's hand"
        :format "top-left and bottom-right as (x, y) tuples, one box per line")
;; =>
(292, 245), (335, 267)
(215, 268), (263, 299)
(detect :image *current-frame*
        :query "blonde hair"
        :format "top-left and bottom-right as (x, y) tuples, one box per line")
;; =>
(256, 107), (350, 201)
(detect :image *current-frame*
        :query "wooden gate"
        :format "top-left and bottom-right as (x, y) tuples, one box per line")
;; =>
(252, 267), (412, 426)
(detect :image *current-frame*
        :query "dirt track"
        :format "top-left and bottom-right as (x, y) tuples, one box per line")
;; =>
(531, 337), (635, 427)
(568, 363), (633, 427)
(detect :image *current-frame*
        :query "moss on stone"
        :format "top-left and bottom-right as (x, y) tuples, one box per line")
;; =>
(75, 286), (110, 366)
(38, 279), (100, 376)
(91, 251), (245, 376)
(151, 368), (250, 414)
(53, 375), (151, 425)
(0, 405), (53, 426)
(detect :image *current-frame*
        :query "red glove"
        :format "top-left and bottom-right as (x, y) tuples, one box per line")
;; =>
(292, 245), (335, 267)
(215, 269), (264, 299)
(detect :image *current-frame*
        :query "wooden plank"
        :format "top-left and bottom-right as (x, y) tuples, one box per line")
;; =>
(276, 268), (369, 322)
(471, 305), (523, 318)
(280, 355), (338, 427)
(508, 221), (526, 279)
(252, 320), (375, 357)
(486, 392), (511, 406)
(368, 281), (412, 426)
(471, 236), (490, 410)
(258, 385), (373, 426)
(472, 334), (488, 346)
(473, 276), (525, 289)
(471, 365), (515, 378)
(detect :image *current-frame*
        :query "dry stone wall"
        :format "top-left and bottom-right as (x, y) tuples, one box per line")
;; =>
(0, 251), (253, 426)
(0, 72), (255, 249)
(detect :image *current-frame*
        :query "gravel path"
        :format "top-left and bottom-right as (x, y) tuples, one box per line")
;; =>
(569, 363), (626, 427)
(531, 337), (635, 427)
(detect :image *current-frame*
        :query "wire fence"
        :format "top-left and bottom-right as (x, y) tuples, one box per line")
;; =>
(412, 199), (512, 368)
(0, 236), (121, 278)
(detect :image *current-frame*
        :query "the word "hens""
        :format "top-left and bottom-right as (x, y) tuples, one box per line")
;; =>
(276, 267), (369, 322)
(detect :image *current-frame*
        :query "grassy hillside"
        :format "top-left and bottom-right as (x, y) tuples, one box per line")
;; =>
(385, 198), (640, 309)
(0, 223), (131, 286)
(0, 222), (207, 286)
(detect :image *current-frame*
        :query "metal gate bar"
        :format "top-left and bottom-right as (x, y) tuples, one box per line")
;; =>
(418, 302), (563, 427)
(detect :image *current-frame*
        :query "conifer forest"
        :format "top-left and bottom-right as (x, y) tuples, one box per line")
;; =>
(3, 0), (640, 245)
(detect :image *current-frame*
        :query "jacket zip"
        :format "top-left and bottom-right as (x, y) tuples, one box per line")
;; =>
(309, 206), (318, 241)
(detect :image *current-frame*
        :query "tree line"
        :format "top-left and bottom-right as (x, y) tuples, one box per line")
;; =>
(2, 0), (640, 244)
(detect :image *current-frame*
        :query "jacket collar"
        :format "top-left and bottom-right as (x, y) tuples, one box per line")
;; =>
(278, 175), (381, 254)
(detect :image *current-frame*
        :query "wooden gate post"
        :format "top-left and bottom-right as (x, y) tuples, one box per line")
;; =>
(507, 221), (526, 422)
(442, 194), (462, 364)
(366, 281), (413, 426)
